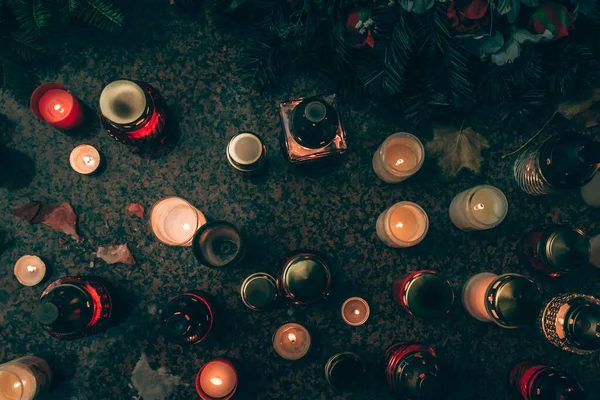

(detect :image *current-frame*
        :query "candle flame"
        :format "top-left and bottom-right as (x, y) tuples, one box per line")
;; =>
(82, 155), (96, 166)
(210, 377), (223, 386)
(288, 333), (297, 343)
(474, 203), (485, 211)
(395, 158), (404, 166)
(354, 309), (360, 315)
(27, 265), (37, 272)
(395, 222), (404, 228)
(13, 382), (21, 388)
(182, 223), (191, 231)
(53, 104), (65, 113)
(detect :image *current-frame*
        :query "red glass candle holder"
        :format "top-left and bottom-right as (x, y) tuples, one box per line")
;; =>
(509, 361), (585, 399)
(195, 359), (238, 400)
(385, 342), (442, 399)
(30, 83), (85, 130)
(392, 270), (454, 320)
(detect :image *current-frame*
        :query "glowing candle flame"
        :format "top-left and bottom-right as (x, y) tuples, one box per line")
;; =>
(82, 155), (96, 166)
(288, 333), (297, 343)
(474, 203), (485, 211)
(395, 159), (404, 166)
(27, 265), (37, 272)
(395, 222), (404, 228)
(13, 382), (21, 388)
(182, 223), (191, 231)
(354, 309), (360, 315)
(210, 377), (223, 386)
(53, 104), (65, 113)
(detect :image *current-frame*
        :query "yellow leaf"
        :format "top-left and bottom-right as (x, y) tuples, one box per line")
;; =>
(426, 127), (490, 177)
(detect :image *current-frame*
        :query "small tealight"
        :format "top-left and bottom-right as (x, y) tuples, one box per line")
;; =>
(69, 144), (101, 175)
(14, 255), (46, 286)
(341, 297), (370, 326)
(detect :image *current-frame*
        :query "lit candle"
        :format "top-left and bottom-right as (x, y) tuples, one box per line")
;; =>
(30, 83), (85, 130)
(461, 272), (498, 322)
(149, 197), (207, 246)
(273, 323), (311, 360)
(392, 271), (454, 320)
(13, 255), (46, 287)
(376, 202), (429, 248)
(227, 132), (267, 174)
(195, 359), (237, 400)
(69, 145), (101, 175)
(341, 297), (370, 326)
(449, 185), (508, 231)
(0, 356), (52, 400)
(372, 133), (424, 183)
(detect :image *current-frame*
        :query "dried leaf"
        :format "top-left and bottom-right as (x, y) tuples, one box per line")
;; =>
(97, 244), (135, 265)
(578, 109), (600, 128)
(32, 203), (80, 241)
(132, 353), (180, 400)
(426, 127), (490, 177)
(59, 237), (67, 245)
(558, 88), (600, 120)
(10, 201), (41, 222)
(126, 203), (145, 219)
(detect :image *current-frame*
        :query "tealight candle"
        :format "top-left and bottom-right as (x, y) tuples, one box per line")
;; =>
(14, 255), (46, 286)
(376, 202), (429, 248)
(30, 83), (85, 130)
(195, 359), (238, 400)
(149, 197), (207, 246)
(341, 297), (370, 326)
(273, 323), (311, 360)
(372, 132), (424, 183)
(0, 356), (52, 400)
(226, 132), (267, 175)
(69, 145), (101, 175)
(449, 185), (508, 231)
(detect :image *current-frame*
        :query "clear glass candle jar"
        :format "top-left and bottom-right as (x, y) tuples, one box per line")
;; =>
(0, 356), (52, 400)
(192, 221), (245, 268)
(372, 133), (424, 183)
(509, 361), (585, 400)
(149, 197), (207, 246)
(449, 185), (508, 231)
(376, 202), (428, 248)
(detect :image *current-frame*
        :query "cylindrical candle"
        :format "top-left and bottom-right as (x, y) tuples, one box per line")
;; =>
(324, 352), (366, 392)
(449, 185), (508, 231)
(240, 273), (278, 311)
(0, 356), (52, 400)
(227, 132), (267, 175)
(392, 271), (454, 320)
(376, 202), (428, 248)
(273, 323), (311, 360)
(195, 359), (238, 400)
(14, 255), (46, 287)
(69, 145), (101, 175)
(509, 361), (586, 400)
(30, 83), (85, 130)
(278, 252), (332, 305)
(192, 221), (245, 268)
(160, 292), (214, 345)
(372, 133), (425, 183)
(581, 172), (600, 207)
(385, 342), (442, 399)
(341, 297), (370, 326)
(149, 197), (207, 246)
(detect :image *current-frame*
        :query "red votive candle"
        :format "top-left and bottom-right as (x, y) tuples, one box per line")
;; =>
(30, 83), (85, 130)
(195, 359), (238, 400)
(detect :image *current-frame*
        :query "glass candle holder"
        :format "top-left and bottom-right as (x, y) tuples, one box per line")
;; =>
(192, 221), (245, 268)
(539, 293), (600, 355)
(376, 202), (429, 248)
(160, 292), (214, 345)
(581, 172), (600, 207)
(385, 342), (442, 399)
(341, 297), (370, 326)
(13, 255), (46, 287)
(226, 132), (267, 175)
(195, 359), (238, 400)
(273, 323), (311, 360)
(99, 79), (167, 146)
(240, 273), (278, 311)
(30, 83), (85, 130)
(372, 133), (425, 183)
(149, 197), (207, 246)
(519, 226), (591, 277)
(324, 352), (366, 392)
(277, 252), (332, 305)
(0, 356), (52, 400)
(591, 234), (600, 268)
(462, 273), (541, 328)
(509, 361), (585, 400)
(449, 185), (508, 231)
(392, 271), (454, 320)
(69, 145), (101, 175)
(36, 276), (112, 340)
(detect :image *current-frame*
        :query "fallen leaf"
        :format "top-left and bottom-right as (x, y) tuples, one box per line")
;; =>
(132, 353), (180, 400)
(97, 244), (135, 265)
(577, 109), (600, 128)
(10, 202), (41, 222)
(59, 237), (67, 245)
(558, 88), (600, 120)
(426, 127), (490, 177)
(33, 203), (80, 241)
(127, 203), (145, 219)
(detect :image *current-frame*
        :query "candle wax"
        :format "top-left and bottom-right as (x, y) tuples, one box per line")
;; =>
(273, 324), (311, 360)
(14, 255), (46, 286)
(390, 206), (421, 242)
(0, 365), (34, 400)
(471, 188), (506, 225)
(342, 298), (370, 326)
(37, 89), (74, 123)
(199, 361), (237, 398)
(386, 142), (417, 171)
(164, 205), (198, 243)
(70, 145), (101, 175)
(463, 273), (497, 322)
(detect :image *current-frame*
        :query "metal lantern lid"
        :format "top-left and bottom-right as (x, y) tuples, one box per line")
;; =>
(403, 272), (454, 320)
(393, 348), (442, 399)
(566, 303), (600, 351)
(160, 292), (213, 345)
(290, 97), (339, 149)
(485, 274), (541, 328)
(541, 227), (590, 272)
(192, 221), (245, 268)
(240, 272), (278, 311)
(534, 368), (586, 400)
(99, 79), (150, 126)
(278, 252), (332, 305)
(324, 352), (366, 392)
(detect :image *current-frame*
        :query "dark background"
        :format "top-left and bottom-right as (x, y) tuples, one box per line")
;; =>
(0, 1), (599, 399)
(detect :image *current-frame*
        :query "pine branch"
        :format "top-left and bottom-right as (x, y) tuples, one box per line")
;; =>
(444, 39), (475, 105)
(79, 0), (124, 33)
(8, 0), (53, 35)
(5, 28), (49, 61)
(239, 40), (284, 89)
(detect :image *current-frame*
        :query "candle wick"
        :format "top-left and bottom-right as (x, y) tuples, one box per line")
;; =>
(27, 265), (37, 272)
(395, 158), (404, 166)
(354, 309), (360, 315)
(210, 377), (223, 386)
(395, 222), (403, 228)
(288, 333), (297, 343)
(474, 203), (485, 211)
(53, 104), (65, 113)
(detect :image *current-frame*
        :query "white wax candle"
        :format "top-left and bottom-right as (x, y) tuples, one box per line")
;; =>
(273, 323), (311, 360)
(461, 273), (497, 322)
(372, 133), (424, 183)
(69, 145), (101, 175)
(449, 185), (508, 231)
(198, 360), (237, 399)
(341, 297), (370, 326)
(227, 133), (263, 166)
(150, 197), (207, 246)
(376, 202), (428, 248)
(581, 172), (600, 207)
(99, 80), (147, 124)
(13, 255), (46, 287)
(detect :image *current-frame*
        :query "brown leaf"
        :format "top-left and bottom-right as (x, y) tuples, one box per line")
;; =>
(426, 127), (490, 177)
(558, 88), (600, 120)
(59, 237), (67, 245)
(127, 203), (145, 219)
(97, 244), (136, 265)
(10, 202), (41, 222)
(33, 202), (80, 241)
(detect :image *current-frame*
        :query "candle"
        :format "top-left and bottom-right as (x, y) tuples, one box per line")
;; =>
(30, 83), (85, 130)
(149, 197), (207, 246)
(191, 221), (245, 268)
(461, 272), (497, 322)
(392, 271), (454, 320)
(324, 352), (366, 392)
(195, 359), (238, 400)
(240, 272), (278, 311)
(372, 133), (425, 183)
(0, 356), (52, 400)
(449, 185), (508, 231)
(226, 132), (267, 174)
(13, 255), (46, 286)
(591, 234), (600, 268)
(273, 323), (311, 360)
(341, 297), (370, 326)
(277, 252), (332, 305)
(581, 172), (600, 207)
(69, 145), (101, 175)
(385, 343), (442, 398)
(376, 202), (428, 248)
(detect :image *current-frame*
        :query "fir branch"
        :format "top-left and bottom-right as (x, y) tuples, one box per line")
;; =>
(444, 39), (475, 105)
(79, 0), (124, 33)
(8, 0), (53, 35)
(5, 28), (49, 61)
(239, 40), (284, 89)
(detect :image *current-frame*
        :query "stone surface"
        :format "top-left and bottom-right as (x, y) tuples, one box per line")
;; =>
(0, 1), (599, 399)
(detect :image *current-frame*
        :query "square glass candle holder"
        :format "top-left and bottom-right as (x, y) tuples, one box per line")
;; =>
(279, 94), (347, 166)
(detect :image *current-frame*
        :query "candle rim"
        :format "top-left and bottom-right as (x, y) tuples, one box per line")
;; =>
(13, 255), (46, 286)
(30, 82), (71, 121)
(196, 359), (238, 400)
(99, 79), (147, 125)
(149, 197), (205, 246)
(69, 144), (101, 175)
(465, 185), (508, 227)
(380, 132), (425, 174)
(341, 297), (370, 326)
(273, 323), (311, 360)
(385, 202), (429, 245)
(227, 132), (264, 165)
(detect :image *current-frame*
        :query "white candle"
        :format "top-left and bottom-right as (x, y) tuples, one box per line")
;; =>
(149, 197), (207, 246)
(376, 202), (429, 248)
(341, 297), (370, 326)
(0, 356), (51, 400)
(227, 132), (265, 168)
(581, 172), (600, 207)
(461, 272), (498, 322)
(99, 80), (147, 125)
(372, 133), (424, 183)
(449, 185), (508, 231)
(13, 255), (46, 287)
(273, 323), (311, 360)
(197, 360), (237, 399)
(69, 145), (101, 175)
